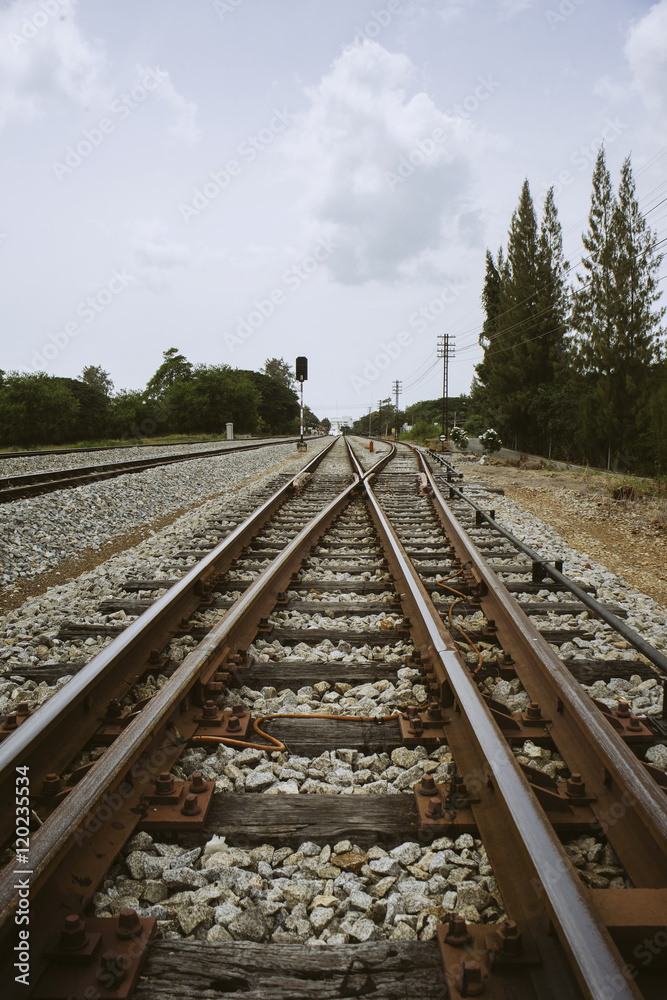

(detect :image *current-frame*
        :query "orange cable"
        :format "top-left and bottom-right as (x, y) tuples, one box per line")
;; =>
(436, 580), (484, 673)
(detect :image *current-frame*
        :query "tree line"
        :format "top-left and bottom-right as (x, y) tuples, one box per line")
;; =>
(470, 148), (665, 473)
(0, 353), (328, 448)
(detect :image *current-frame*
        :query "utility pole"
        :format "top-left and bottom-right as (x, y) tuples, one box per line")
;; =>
(377, 399), (382, 438)
(392, 380), (402, 441)
(368, 406), (372, 436)
(436, 334), (455, 451)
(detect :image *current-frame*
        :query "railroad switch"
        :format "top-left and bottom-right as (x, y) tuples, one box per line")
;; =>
(592, 698), (654, 743)
(437, 916), (540, 999)
(32, 909), (156, 999)
(140, 771), (214, 830)
(399, 704), (449, 746)
(517, 762), (599, 831)
(482, 695), (551, 743)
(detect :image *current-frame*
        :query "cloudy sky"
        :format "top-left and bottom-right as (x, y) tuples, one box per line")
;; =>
(1, 0), (666, 426)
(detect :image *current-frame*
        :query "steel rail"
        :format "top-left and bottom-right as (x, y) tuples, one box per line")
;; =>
(362, 470), (642, 1000)
(0, 441), (394, 929)
(0, 438), (338, 841)
(0, 436), (300, 461)
(425, 448), (667, 675)
(418, 451), (667, 878)
(0, 436), (311, 502)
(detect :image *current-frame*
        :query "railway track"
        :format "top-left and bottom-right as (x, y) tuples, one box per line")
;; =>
(0, 438), (305, 503)
(0, 436), (666, 999)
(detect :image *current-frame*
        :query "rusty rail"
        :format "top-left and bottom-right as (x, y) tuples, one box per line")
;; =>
(418, 450), (667, 885)
(362, 467), (644, 1000)
(0, 439), (338, 846)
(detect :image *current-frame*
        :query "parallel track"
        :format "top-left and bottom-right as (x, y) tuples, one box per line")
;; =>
(0, 437), (306, 502)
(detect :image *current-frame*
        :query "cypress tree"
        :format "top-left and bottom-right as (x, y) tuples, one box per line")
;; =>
(572, 150), (664, 464)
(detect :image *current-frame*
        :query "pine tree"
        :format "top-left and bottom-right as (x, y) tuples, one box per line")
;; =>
(571, 147), (617, 373)
(613, 156), (664, 366)
(572, 150), (664, 463)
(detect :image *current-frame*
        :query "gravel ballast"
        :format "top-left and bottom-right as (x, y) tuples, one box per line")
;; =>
(0, 441), (326, 588)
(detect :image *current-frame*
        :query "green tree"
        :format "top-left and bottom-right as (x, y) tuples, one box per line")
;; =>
(572, 151), (664, 465)
(246, 371), (299, 433)
(146, 348), (193, 400)
(81, 365), (114, 397)
(0, 372), (80, 447)
(108, 390), (156, 440)
(165, 365), (258, 434)
(262, 357), (295, 388)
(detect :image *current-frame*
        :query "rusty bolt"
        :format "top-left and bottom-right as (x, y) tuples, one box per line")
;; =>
(445, 914), (471, 947)
(409, 717), (424, 735)
(116, 907), (143, 940)
(105, 698), (123, 719)
(42, 772), (62, 798)
(499, 651), (514, 666)
(202, 700), (219, 720)
(227, 715), (241, 732)
(628, 716), (641, 731)
(456, 959), (484, 996)
(497, 919), (522, 956)
(16, 702), (31, 717)
(418, 775), (438, 796)
(425, 798), (444, 820)
(615, 701), (631, 719)
(525, 702), (543, 721)
(155, 772), (175, 796)
(451, 774), (468, 795)
(189, 772), (207, 794)
(406, 705), (419, 719)
(3, 713), (18, 730)
(60, 914), (88, 951)
(427, 702), (442, 721)
(181, 793), (201, 816)
(232, 704), (245, 717)
(566, 773), (586, 798)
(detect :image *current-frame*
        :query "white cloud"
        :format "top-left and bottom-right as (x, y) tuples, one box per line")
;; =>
(153, 74), (201, 144)
(283, 40), (479, 284)
(497, 0), (535, 18)
(0, 1), (200, 141)
(623, 0), (667, 115)
(129, 221), (193, 290)
(0, 0), (108, 129)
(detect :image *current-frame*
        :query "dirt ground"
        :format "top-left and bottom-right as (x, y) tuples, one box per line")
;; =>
(461, 458), (667, 612)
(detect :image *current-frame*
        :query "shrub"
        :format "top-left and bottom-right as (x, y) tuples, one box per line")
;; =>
(479, 427), (502, 453)
(450, 426), (468, 451)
